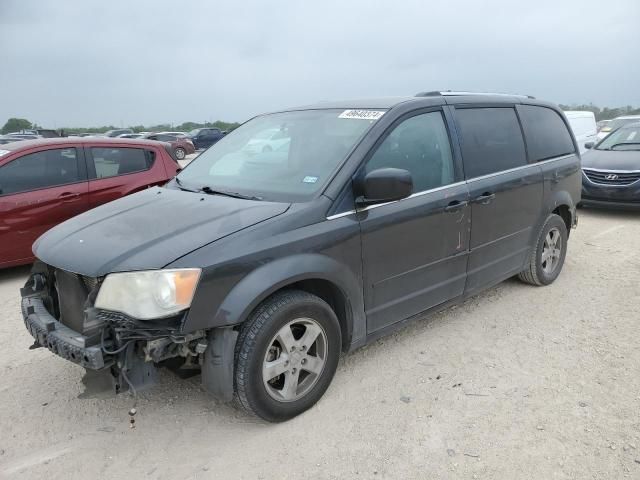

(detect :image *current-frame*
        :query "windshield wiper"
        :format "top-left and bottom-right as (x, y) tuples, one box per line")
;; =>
(199, 186), (262, 201)
(610, 142), (640, 151)
(174, 177), (198, 192)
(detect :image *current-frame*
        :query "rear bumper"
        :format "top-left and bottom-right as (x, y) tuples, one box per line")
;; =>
(21, 296), (110, 370)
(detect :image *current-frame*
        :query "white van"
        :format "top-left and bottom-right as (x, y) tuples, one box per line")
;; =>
(564, 111), (597, 154)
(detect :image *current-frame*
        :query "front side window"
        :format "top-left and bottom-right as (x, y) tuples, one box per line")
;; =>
(90, 147), (154, 179)
(0, 148), (81, 195)
(519, 106), (576, 161)
(456, 108), (527, 178)
(177, 109), (382, 202)
(596, 125), (640, 151)
(365, 111), (455, 192)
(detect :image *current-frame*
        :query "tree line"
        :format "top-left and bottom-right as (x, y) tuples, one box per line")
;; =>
(4, 104), (640, 135)
(1, 118), (241, 135)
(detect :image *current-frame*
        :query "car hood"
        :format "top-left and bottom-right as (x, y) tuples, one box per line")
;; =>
(33, 187), (290, 277)
(582, 149), (640, 171)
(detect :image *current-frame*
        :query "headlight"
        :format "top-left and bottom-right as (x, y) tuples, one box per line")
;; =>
(95, 269), (201, 320)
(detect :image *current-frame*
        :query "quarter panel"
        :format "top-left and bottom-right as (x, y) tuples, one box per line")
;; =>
(540, 154), (581, 224)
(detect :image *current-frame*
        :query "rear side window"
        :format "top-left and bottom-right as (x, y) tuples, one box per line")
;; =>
(456, 108), (527, 178)
(0, 148), (82, 195)
(519, 106), (575, 161)
(90, 147), (154, 179)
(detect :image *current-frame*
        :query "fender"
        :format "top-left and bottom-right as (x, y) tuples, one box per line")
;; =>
(547, 189), (576, 217)
(211, 253), (366, 351)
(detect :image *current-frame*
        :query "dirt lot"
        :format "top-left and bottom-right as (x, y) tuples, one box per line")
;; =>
(0, 208), (639, 479)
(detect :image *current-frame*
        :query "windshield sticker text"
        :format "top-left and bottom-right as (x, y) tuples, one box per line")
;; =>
(302, 176), (319, 183)
(338, 110), (385, 120)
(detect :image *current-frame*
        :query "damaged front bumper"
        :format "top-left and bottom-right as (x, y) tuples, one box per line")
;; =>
(21, 295), (110, 370)
(20, 262), (237, 401)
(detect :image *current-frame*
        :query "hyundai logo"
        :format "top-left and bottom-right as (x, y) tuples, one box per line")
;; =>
(605, 174), (619, 180)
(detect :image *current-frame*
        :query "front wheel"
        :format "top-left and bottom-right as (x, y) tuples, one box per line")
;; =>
(518, 214), (568, 286)
(234, 290), (341, 422)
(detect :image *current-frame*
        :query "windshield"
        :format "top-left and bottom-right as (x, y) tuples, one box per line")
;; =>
(602, 118), (640, 132)
(176, 109), (384, 202)
(188, 129), (200, 136)
(596, 125), (640, 151)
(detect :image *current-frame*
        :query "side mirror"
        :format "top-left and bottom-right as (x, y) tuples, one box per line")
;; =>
(356, 168), (413, 205)
(584, 142), (595, 149)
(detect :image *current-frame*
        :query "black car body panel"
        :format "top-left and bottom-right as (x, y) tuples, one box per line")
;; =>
(21, 93), (581, 403)
(33, 186), (290, 277)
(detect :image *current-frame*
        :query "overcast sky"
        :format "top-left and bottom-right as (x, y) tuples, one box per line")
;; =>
(1, 0), (639, 128)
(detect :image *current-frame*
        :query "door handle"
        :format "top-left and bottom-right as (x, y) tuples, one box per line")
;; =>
(471, 192), (495, 205)
(444, 200), (468, 213)
(59, 192), (80, 201)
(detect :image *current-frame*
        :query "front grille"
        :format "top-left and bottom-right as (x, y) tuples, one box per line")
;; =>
(583, 169), (640, 186)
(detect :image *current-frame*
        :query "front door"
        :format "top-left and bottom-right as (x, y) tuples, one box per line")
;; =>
(358, 110), (470, 333)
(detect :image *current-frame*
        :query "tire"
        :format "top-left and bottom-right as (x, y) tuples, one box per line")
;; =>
(174, 147), (186, 160)
(234, 290), (341, 422)
(518, 214), (568, 286)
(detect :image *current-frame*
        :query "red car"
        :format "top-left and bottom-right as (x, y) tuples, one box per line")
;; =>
(143, 133), (196, 160)
(0, 137), (180, 268)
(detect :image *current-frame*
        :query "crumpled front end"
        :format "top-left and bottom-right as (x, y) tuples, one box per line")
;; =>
(20, 261), (207, 393)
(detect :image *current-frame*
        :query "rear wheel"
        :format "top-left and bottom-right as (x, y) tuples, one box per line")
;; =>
(234, 290), (341, 422)
(174, 147), (186, 160)
(518, 214), (568, 286)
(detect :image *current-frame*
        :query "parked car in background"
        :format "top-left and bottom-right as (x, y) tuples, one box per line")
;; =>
(0, 135), (21, 145)
(596, 115), (640, 141)
(0, 137), (181, 268)
(104, 128), (134, 138)
(564, 111), (597, 154)
(143, 133), (196, 160)
(581, 122), (640, 209)
(159, 131), (188, 137)
(241, 127), (291, 154)
(30, 129), (60, 138)
(118, 133), (145, 139)
(596, 119), (612, 132)
(6, 133), (41, 141)
(20, 93), (580, 422)
(187, 127), (225, 149)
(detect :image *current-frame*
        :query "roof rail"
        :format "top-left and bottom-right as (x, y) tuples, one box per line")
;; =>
(416, 90), (535, 99)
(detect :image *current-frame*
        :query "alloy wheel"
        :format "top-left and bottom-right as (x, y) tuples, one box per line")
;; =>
(262, 318), (328, 402)
(541, 227), (562, 275)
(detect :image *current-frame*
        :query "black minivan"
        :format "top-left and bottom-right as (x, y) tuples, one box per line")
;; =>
(21, 92), (581, 421)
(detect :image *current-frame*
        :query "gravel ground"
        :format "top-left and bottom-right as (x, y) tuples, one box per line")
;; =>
(0, 208), (639, 479)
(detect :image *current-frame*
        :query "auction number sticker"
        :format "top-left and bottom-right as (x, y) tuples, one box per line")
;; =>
(338, 110), (385, 120)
